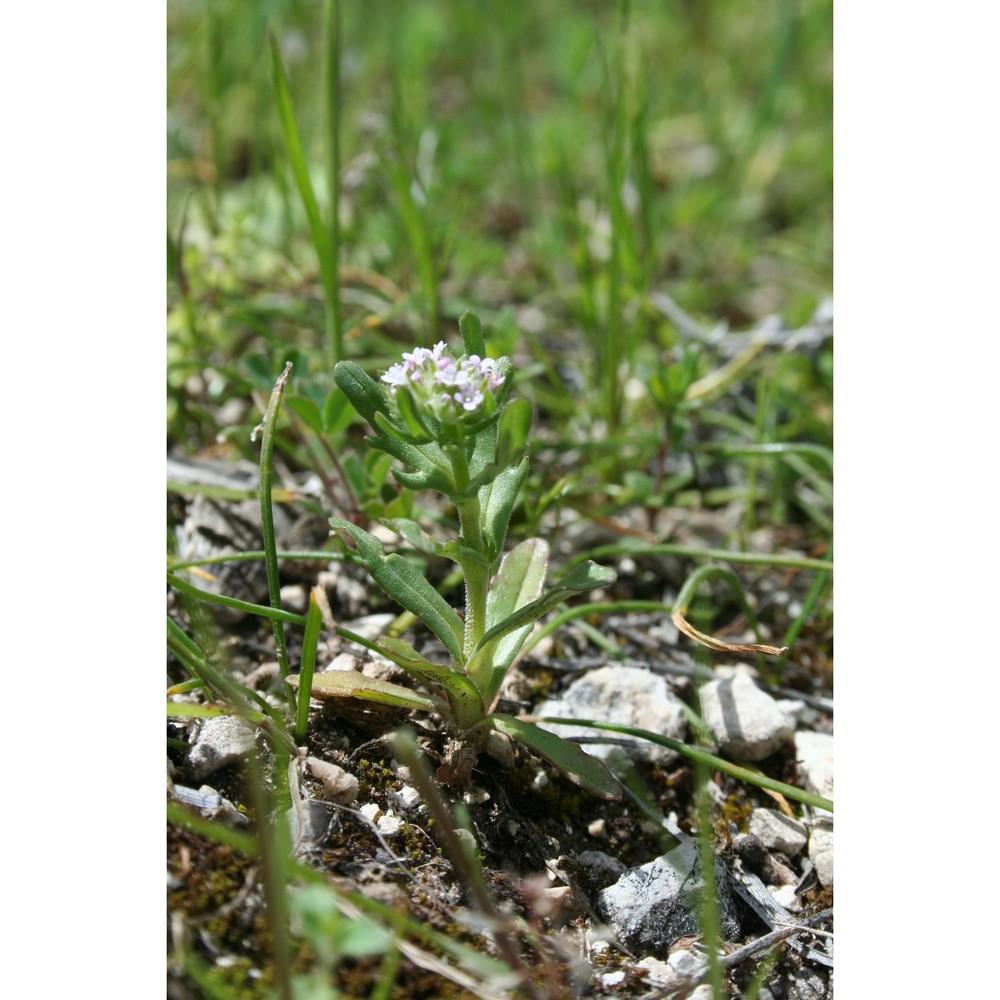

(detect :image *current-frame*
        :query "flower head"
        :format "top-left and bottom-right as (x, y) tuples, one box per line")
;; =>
(381, 341), (507, 427)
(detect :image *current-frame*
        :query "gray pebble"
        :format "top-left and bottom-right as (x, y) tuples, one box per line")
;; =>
(187, 716), (257, 779)
(536, 666), (686, 764)
(597, 839), (741, 955)
(699, 673), (794, 761)
(749, 808), (808, 856)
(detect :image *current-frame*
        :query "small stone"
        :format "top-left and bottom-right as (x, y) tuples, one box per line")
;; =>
(668, 949), (706, 978)
(359, 803), (380, 823)
(484, 730), (515, 768)
(770, 884), (801, 912)
(376, 810), (402, 838)
(597, 840), (741, 954)
(699, 673), (794, 761)
(795, 731), (834, 803)
(688, 987), (716, 1000)
(390, 785), (421, 812)
(573, 850), (628, 891)
(279, 584), (308, 613)
(636, 957), (675, 987)
(187, 716), (257, 779)
(808, 822), (834, 888)
(600, 971), (626, 987)
(305, 757), (358, 804)
(749, 808), (808, 856)
(587, 818), (607, 838)
(536, 666), (686, 764)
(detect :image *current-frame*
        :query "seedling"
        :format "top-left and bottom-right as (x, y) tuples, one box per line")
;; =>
(287, 312), (622, 799)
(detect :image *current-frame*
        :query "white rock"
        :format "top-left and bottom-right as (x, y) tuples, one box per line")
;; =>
(795, 731), (834, 802)
(597, 840), (741, 953)
(305, 757), (358, 804)
(535, 666), (686, 764)
(279, 584), (308, 613)
(636, 957), (675, 986)
(699, 673), (794, 761)
(749, 808), (808, 856)
(376, 810), (403, 838)
(359, 803), (380, 823)
(187, 716), (257, 779)
(390, 784), (421, 812)
(808, 822), (834, 888)
(668, 949), (706, 978)
(600, 971), (626, 987)
(770, 884), (801, 912)
(688, 987), (716, 1000)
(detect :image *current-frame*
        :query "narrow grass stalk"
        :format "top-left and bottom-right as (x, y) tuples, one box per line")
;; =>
(168, 803), (518, 997)
(255, 362), (295, 711)
(167, 571), (307, 626)
(382, 45), (439, 343)
(393, 729), (541, 1000)
(537, 718), (833, 811)
(168, 549), (344, 572)
(370, 943), (402, 1000)
(694, 758), (726, 998)
(245, 744), (294, 1000)
(780, 548), (833, 652)
(269, 37), (339, 364)
(295, 589), (324, 743)
(520, 599), (668, 657)
(566, 542), (832, 575)
(322, 0), (343, 363)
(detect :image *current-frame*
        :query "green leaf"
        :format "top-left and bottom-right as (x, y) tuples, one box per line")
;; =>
(377, 637), (485, 729)
(470, 560), (617, 659)
(333, 361), (390, 427)
(495, 398), (532, 469)
(381, 518), (440, 555)
(286, 669), (436, 712)
(285, 395), (324, 435)
(459, 310), (486, 357)
(480, 456), (528, 561)
(330, 519), (466, 664)
(323, 388), (354, 435)
(394, 386), (435, 442)
(468, 538), (548, 697)
(486, 714), (622, 800)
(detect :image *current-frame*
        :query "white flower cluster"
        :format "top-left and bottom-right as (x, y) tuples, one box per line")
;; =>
(381, 341), (505, 421)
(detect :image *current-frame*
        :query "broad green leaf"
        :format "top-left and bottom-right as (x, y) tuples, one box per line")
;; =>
(330, 519), (466, 664)
(323, 388), (355, 435)
(468, 538), (548, 696)
(486, 714), (622, 800)
(480, 457), (528, 561)
(495, 398), (532, 469)
(459, 310), (486, 357)
(285, 395), (324, 435)
(286, 670), (435, 712)
(333, 361), (390, 427)
(381, 518), (440, 555)
(470, 560), (617, 658)
(376, 636), (485, 728)
(394, 386), (435, 442)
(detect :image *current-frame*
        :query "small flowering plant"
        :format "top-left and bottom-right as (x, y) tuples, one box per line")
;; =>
(287, 312), (622, 799)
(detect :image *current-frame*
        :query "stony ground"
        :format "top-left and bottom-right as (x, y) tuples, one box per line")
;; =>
(167, 473), (833, 999)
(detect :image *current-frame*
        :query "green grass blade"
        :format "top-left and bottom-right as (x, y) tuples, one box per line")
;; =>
(538, 717), (832, 812)
(269, 34), (338, 362)
(486, 714), (623, 801)
(295, 589), (324, 743)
